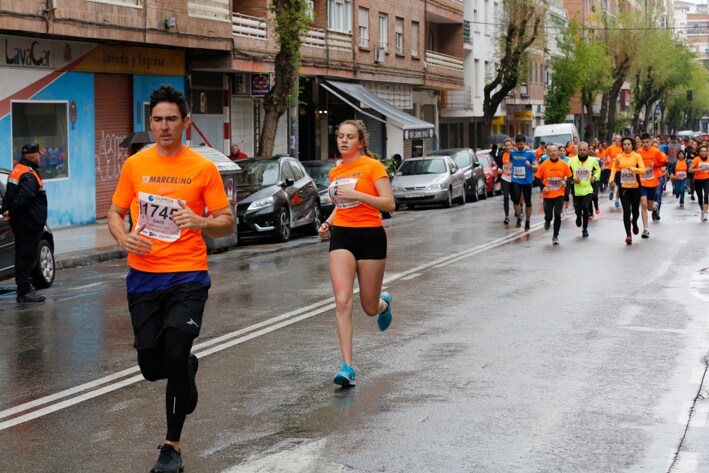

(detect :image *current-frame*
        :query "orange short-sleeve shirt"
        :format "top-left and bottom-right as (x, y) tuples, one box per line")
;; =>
(692, 157), (709, 180)
(112, 145), (230, 273)
(535, 158), (571, 199)
(329, 156), (388, 228)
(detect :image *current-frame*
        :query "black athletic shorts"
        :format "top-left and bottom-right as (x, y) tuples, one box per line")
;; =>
(128, 282), (210, 350)
(510, 183), (532, 207)
(329, 225), (387, 260)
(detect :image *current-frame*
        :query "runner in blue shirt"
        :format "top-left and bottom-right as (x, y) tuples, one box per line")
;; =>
(510, 134), (538, 230)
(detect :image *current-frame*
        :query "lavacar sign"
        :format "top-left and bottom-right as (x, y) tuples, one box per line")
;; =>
(4, 38), (52, 68)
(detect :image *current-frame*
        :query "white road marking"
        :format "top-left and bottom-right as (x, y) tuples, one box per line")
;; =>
(0, 227), (545, 430)
(689, 401), (709, 427)
(400, 273), (422, 281)
(677, 401), (694, 425)
(69, 282), (105, 290)
(222, 439), (343, 473)
(616, 305), (640, 326)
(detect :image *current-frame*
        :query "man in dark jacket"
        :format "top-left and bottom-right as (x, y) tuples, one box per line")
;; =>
(2, 144), (48, 303)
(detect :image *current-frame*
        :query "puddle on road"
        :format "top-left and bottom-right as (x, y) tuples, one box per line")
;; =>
(221, 438), (346, 473)
(690, 267), (709, 302)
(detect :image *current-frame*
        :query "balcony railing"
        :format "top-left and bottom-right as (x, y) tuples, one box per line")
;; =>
(232, 13), (267, 39)
(425, 50), (464, 71)
(443, 87), (473, 109)
(189, 0), (230, 21)
(304, 28), (326, 48)
(464, 20), (472, 44)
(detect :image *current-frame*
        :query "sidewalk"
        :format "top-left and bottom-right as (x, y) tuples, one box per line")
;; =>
(53, 219), (126, 270)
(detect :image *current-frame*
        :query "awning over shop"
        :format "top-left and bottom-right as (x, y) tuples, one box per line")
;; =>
(321, 80), (435, 140)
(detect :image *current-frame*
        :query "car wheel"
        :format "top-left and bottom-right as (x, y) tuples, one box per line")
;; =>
(443, 188), (453, 208)
(274, 207), (291, 242)
(408, 204), (416, 210)
(458, 187), (466, 205)
(308, 204), (322, 235)
(480, 179), (488, 200)
(470, 182), (479, 202)
(32, 238), (55, 289)
(395, 202), (400, 211)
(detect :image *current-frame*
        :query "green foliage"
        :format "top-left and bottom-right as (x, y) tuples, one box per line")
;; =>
(666, 60), (709, 131)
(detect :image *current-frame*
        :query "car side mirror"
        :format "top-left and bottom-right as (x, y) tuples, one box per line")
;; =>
(282, 178), (295, 187)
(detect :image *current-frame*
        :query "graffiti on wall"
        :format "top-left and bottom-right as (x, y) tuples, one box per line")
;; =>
(96, 131), (128, 181)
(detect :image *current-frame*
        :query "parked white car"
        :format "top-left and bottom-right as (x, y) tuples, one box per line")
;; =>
(391, 156), (466, 210)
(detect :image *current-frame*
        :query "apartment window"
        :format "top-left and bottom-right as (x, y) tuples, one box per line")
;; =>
(483, 0), (489, 34)
(395, 18), (404, 54)
(534, 63), (538, 83)
(359, 8), (369, 48)
(473, 10), (478, 32)
(379, 14), (388, 50)
(328, 0), (353, 34)
(12, 101), (69, 180)
(412, 21), (420, 57)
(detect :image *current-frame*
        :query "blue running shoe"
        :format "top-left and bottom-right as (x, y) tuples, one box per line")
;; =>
(608, 191), (614, 201)
(333, 363), (356, 386)
(614, 200), (620, 208)
(378, 292), (392, 332)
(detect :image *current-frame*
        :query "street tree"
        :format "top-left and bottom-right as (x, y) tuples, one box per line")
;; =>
(665, 61), (709, 133)
(483, 0), (546, 137)
(630, 31), (693, 133)
(544, 23), (578, 124)
(597, 11), (641, 139)
(576, 38), (612, 141)
(257, 0), (311, 157)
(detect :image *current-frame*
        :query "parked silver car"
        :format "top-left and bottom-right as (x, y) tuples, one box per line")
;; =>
(427, 148), (487, 202)
(391, 156), (466, 210)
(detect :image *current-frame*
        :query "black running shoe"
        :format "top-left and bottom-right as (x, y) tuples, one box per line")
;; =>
(524, 220), (531, 231)
(516, 218), (522, 228)
(188, 354), (199, 415)
(151, 444), (183, 473)
(632, 221), (639, 235)
(504, 216), (509, 225)
(17, 290), (45, 303)
(575, 215), (582, 227)
(582, 229), (589, 238)
(544, 220), (550, 231)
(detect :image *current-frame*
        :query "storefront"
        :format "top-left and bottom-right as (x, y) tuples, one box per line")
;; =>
(320, 80), (435, 160)
(0, 35), (185, 226)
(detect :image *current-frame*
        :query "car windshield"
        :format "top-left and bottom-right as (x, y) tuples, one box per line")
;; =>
(236, 161), (280, 186)
(478, 156), (491, 168)
(399, 159), (447, 175)
(452, 152), (471, 169)
(302, 164), (332, 189)
(534, 134), (572, 149)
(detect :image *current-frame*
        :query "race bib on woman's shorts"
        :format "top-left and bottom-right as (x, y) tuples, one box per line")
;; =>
(137, 192), (182, 242)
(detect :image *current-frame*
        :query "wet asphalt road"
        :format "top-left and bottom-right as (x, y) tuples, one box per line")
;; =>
(2, 189), (709, 472)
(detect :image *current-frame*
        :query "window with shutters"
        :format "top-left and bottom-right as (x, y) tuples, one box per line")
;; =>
(379, 14), (388, 50)
(359, 8), (369, 48)
(11, 102), (69, 180)
(395, 17), (404, 54)
(328, 0), (353, 34)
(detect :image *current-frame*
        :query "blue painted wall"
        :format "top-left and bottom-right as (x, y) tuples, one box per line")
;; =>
(0, 71), (95, 228)
(133, 75), (185, 132)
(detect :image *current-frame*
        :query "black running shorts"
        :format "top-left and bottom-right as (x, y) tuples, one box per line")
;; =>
(128, 282), (210, 350)
(510, 183), (532, 207)
(329, 226), (387, 260)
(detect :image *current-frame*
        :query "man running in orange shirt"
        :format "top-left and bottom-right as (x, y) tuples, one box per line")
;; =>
(107, 85), (235, 473)
(637, 132), (668, 238)
(535, 144), (571, 245)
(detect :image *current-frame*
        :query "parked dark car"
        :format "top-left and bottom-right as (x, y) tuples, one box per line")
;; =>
(236, 157), (321, 242)
(475, 150), (502, 196)
(426, 148), (486, 201)
(0, 169), (55, 288)
(301, 160), (338, 219)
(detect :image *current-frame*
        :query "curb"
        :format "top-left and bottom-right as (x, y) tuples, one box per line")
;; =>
(55, 247), (127, 270)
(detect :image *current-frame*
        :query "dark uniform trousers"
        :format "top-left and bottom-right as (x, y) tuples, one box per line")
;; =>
(13, 226), (42, 296)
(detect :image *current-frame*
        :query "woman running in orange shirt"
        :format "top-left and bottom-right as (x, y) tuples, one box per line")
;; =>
(609, 137), (645, 245)
(689, 144), (709, 221)
(318, 120), (396, 386)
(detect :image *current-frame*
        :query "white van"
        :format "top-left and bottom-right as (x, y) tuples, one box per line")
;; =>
(533, 124), (579, 149)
